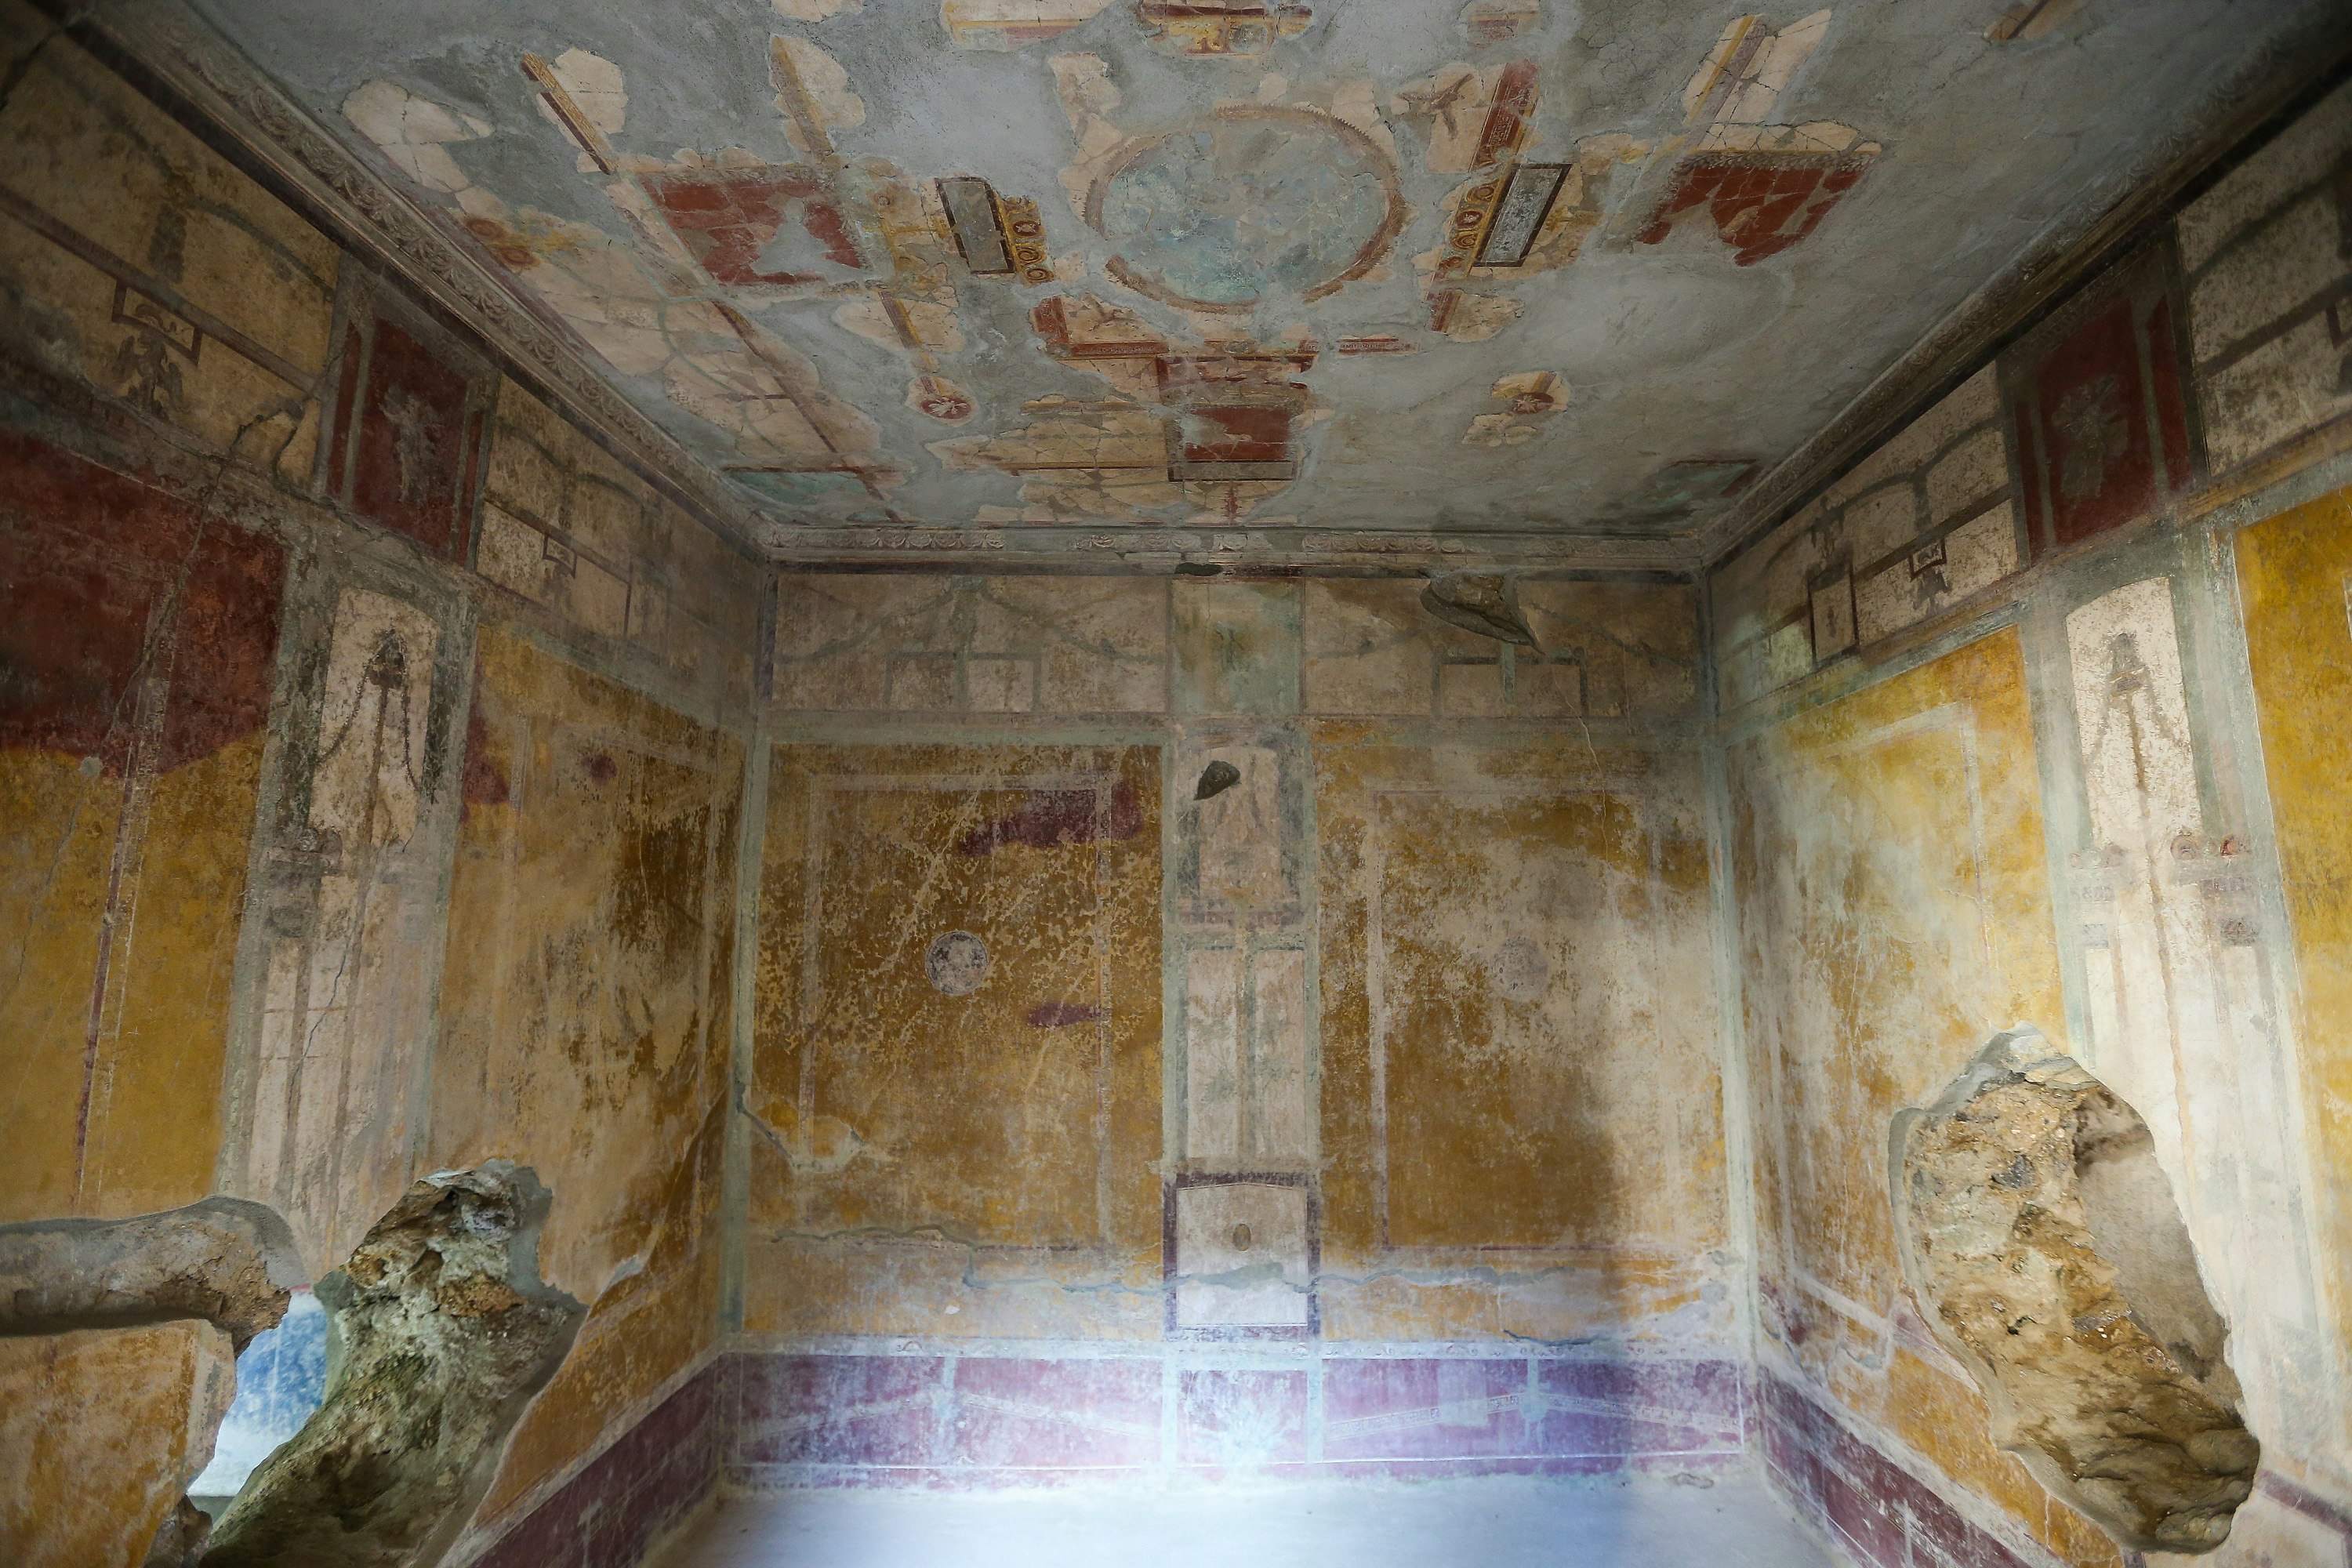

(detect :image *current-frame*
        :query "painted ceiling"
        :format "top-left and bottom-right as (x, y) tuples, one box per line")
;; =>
(191, 0), (2329, 564)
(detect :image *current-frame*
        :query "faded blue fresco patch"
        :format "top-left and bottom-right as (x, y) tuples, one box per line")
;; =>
(1098, 117), (1392, 308)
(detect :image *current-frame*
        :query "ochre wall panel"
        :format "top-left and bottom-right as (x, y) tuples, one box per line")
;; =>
(1316, 735), (1726, 1342)
(0, 1323), (231, 1568)
(2237, 483), (2352, 1449)
(748, 742), (1162, 1339)
(1379, 791), (1681, 1248)
(434, 627), (742, 1519)
(1729, 627), (2119, 1563)
(0, 433), (283, 1222)
(1733, 630), (2062, 1321)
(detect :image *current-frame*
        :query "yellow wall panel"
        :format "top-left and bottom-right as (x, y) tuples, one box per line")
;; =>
(748, 742), (1163, 1338)
(1731, 627), (2064, 1332)
(435, 626), (742, 1515)
(1316, 735), (1727, 1341)
(2236, 485), (2352, 1414)
(0, 1323), (231, 1568)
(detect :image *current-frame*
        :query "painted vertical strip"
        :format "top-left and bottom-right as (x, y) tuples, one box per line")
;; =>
(75, 657), (172, 1202)
(1697, 572), (1762, 1368)
(721, 731), (771, 1335)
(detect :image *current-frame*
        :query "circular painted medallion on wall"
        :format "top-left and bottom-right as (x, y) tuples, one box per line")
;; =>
(924, 930), (990, 996)
(1490, 936), (1549, 1002)
(1087, 107), (1405, 313)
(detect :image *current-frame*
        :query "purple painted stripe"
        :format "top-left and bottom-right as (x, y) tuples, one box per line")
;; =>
(470, 1362), (725, 1568)
(724, 1351), (1744, 1488)
(1755, 1370), (2042, 1568)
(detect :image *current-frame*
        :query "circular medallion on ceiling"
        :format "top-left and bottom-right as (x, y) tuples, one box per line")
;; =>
(1087, 107), (1405, 314)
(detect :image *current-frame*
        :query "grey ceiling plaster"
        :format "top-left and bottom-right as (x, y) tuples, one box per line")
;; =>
(145, 0), (2349, 571)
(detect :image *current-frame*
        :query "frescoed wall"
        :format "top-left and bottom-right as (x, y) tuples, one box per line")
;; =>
(746, 741), (1163, 1341)
(736, 572), (1740, 1483)
(1711, 70), (2352, 1568)
(2236, 486), (2352, 1479)
(435, 627), (745, 1522)
(0, 14), (764, 1566)
(11, 5), (2352, 1567)
(1726, 629), (2125, 1567)
(0, 0), (326, 1229)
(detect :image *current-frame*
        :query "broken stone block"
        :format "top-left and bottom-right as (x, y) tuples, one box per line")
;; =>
(1890, 1027), (2259, 1554)
(0, 1197), (306, 1354)
(1421, 569), (1537, 646)
(199, 1162), (585, 1568)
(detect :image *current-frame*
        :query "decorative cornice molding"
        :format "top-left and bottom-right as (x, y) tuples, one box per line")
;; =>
(81, 0), (769, 557)
(754, 521), (1697, 576)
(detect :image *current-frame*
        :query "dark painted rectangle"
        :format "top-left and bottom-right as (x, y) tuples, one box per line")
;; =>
(2000, 240), (2195, 557)
(1475, 162), (1568, 267)
(938, 176), (1014, 274)
(351, 313), (475, 557)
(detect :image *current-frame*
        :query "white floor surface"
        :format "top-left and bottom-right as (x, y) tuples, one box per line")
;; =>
(650, 1471), (1835, 1568)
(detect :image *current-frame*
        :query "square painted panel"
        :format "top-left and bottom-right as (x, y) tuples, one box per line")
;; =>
(1173, 582), (1302, 716)
(2002, 241), (2196, 557)
(1170, 1178), (1311, 1329)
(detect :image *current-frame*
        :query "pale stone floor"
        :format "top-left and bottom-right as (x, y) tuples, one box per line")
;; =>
(651, 1472), (1836, 1568)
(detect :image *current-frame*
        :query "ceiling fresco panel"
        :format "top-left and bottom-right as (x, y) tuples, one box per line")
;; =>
(183, 0), (2343, 564)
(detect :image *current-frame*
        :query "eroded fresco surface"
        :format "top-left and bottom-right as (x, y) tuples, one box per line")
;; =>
(181, 0), (2337, 557)
(734, 577), (1740, 1483)
(768, 571), (1700, 722)
(436, 627), (743, 1517)
(1726, 630), (2126, 1565)
(13, 2), (2352, 1555)
(748, 742), (1164, 1338)
(1316, 735), (1727, 1342)
(0, 0), (336, 476)
(746, 576), (1721, 1369)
